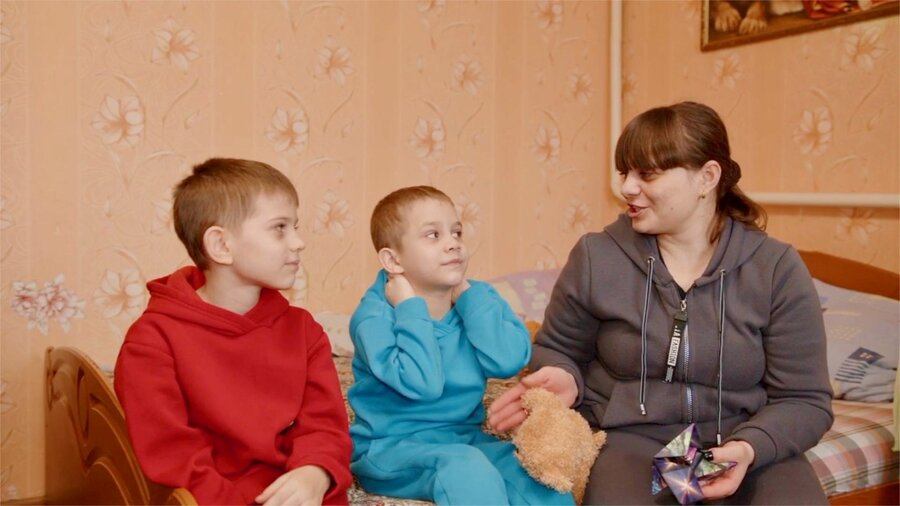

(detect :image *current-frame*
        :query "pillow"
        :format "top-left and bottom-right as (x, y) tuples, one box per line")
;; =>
(488, 269), (561, 323)
(814, 279), (899, 402)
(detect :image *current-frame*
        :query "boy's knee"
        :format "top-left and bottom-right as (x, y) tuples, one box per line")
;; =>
(431, 446), (508, 504)
(434, 445), (501, 480)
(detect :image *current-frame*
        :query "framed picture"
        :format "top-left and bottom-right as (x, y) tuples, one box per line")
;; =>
(701, 0), (899, 51)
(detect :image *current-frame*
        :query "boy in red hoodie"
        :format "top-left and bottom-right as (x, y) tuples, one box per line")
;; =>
(115, 158), (352, 505)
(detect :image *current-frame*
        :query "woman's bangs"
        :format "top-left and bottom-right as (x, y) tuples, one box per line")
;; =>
(615, 111), (689, 174)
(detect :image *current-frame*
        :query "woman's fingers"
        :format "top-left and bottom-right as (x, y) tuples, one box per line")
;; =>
(488, 384), (526, 431)
(520, 366), (578, 406)
(487, 367), (579, 431)
(701, 441), (753, 501)
(491, 383), (526, 411)
(488, 398), (525, 432)
(492, 408), (527, 432)
(519, 370), (547, 388)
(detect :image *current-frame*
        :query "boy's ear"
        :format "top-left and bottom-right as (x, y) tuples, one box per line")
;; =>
(377, 247), (404, 275)
(203, 226), (234, 266)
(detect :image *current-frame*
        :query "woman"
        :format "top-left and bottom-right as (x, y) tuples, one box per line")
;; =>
(489, 102), (833, 504)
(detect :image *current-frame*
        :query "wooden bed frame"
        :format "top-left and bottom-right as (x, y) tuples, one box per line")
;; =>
(40, 251), (898, 505)
(803, 254), (899, 506)
(44, 346), (196, 505)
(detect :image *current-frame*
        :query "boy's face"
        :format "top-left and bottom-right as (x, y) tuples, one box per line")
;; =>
(393, 198), (468, 294)
(227, 192), (304, 291)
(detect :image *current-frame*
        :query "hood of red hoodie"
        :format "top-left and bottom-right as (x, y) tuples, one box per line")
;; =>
(144, 266), (290, 336)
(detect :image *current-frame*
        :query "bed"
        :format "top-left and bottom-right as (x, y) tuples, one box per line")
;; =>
(43, 250), (898, 505)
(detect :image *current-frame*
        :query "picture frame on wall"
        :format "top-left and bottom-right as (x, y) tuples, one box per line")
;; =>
(701, 0), (900, 51)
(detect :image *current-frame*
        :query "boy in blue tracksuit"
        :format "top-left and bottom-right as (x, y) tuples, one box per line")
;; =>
(348, 186), (573, 505)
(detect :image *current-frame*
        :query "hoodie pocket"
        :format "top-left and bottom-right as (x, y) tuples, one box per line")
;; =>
(597, 378), (686, 427)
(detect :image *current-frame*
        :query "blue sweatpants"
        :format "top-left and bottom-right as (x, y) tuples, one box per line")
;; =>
(352, 426), (574, 505)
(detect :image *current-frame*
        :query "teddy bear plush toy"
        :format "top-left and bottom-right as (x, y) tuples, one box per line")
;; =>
(510, 387), (606, 504)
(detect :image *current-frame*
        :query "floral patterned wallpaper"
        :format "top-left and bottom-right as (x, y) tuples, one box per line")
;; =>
(612, 0), (898, 273)
(0, 0), (609, 499)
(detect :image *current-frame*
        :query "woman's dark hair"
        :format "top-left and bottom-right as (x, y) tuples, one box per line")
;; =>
(614, 101), (766, 243)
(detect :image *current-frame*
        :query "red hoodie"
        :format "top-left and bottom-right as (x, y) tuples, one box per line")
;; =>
(115, 266), (351, 505)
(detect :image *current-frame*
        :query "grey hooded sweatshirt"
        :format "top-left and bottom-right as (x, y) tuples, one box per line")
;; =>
(532, 214), (833, 470)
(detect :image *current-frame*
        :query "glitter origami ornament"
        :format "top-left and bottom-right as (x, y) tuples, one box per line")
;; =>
(650, 423), (736, 504)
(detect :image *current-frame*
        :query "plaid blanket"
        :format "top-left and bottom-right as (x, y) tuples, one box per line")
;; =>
(805, 400), (898, 497)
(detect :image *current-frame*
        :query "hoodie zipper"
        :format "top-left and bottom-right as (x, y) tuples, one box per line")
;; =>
(680, 297), (694, 423)
(636, 252), (727, 434)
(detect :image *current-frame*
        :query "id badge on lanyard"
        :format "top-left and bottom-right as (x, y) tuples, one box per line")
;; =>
(664, 299), (687, 383)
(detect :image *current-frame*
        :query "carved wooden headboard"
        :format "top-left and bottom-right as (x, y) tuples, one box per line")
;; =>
(44, 346), (196, 505)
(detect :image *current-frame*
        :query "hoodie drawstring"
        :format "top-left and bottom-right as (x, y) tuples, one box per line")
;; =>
(639, 256), (655, 416)
(637, 260), (728, 445)
(716, 269), (727, 446)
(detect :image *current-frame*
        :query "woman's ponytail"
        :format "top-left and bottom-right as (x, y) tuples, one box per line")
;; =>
(713, 158), (766, 242)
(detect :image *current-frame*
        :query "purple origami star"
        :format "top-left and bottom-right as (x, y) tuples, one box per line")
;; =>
(650, 424), (736, 504)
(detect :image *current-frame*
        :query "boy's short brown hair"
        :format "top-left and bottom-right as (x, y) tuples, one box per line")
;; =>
(173, 158), (299, 270)
(370, 186), (454, 252)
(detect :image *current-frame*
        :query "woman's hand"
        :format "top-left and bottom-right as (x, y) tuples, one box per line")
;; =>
(487, 366), (578, 432)
(700, 440), (755, 501)
(256, 465), (330, 505)
(384, 273), (415, 307)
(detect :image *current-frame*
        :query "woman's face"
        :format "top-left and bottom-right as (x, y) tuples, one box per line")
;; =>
(620, 166), (713, 237)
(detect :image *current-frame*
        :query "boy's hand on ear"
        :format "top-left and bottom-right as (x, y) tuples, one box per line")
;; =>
(385, 273), (415, 307)
(255, 465), (330, 505)
(451, 279), (471, 303)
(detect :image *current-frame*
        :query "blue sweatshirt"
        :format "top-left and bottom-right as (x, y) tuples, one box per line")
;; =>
(348, 270), (531, 451)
